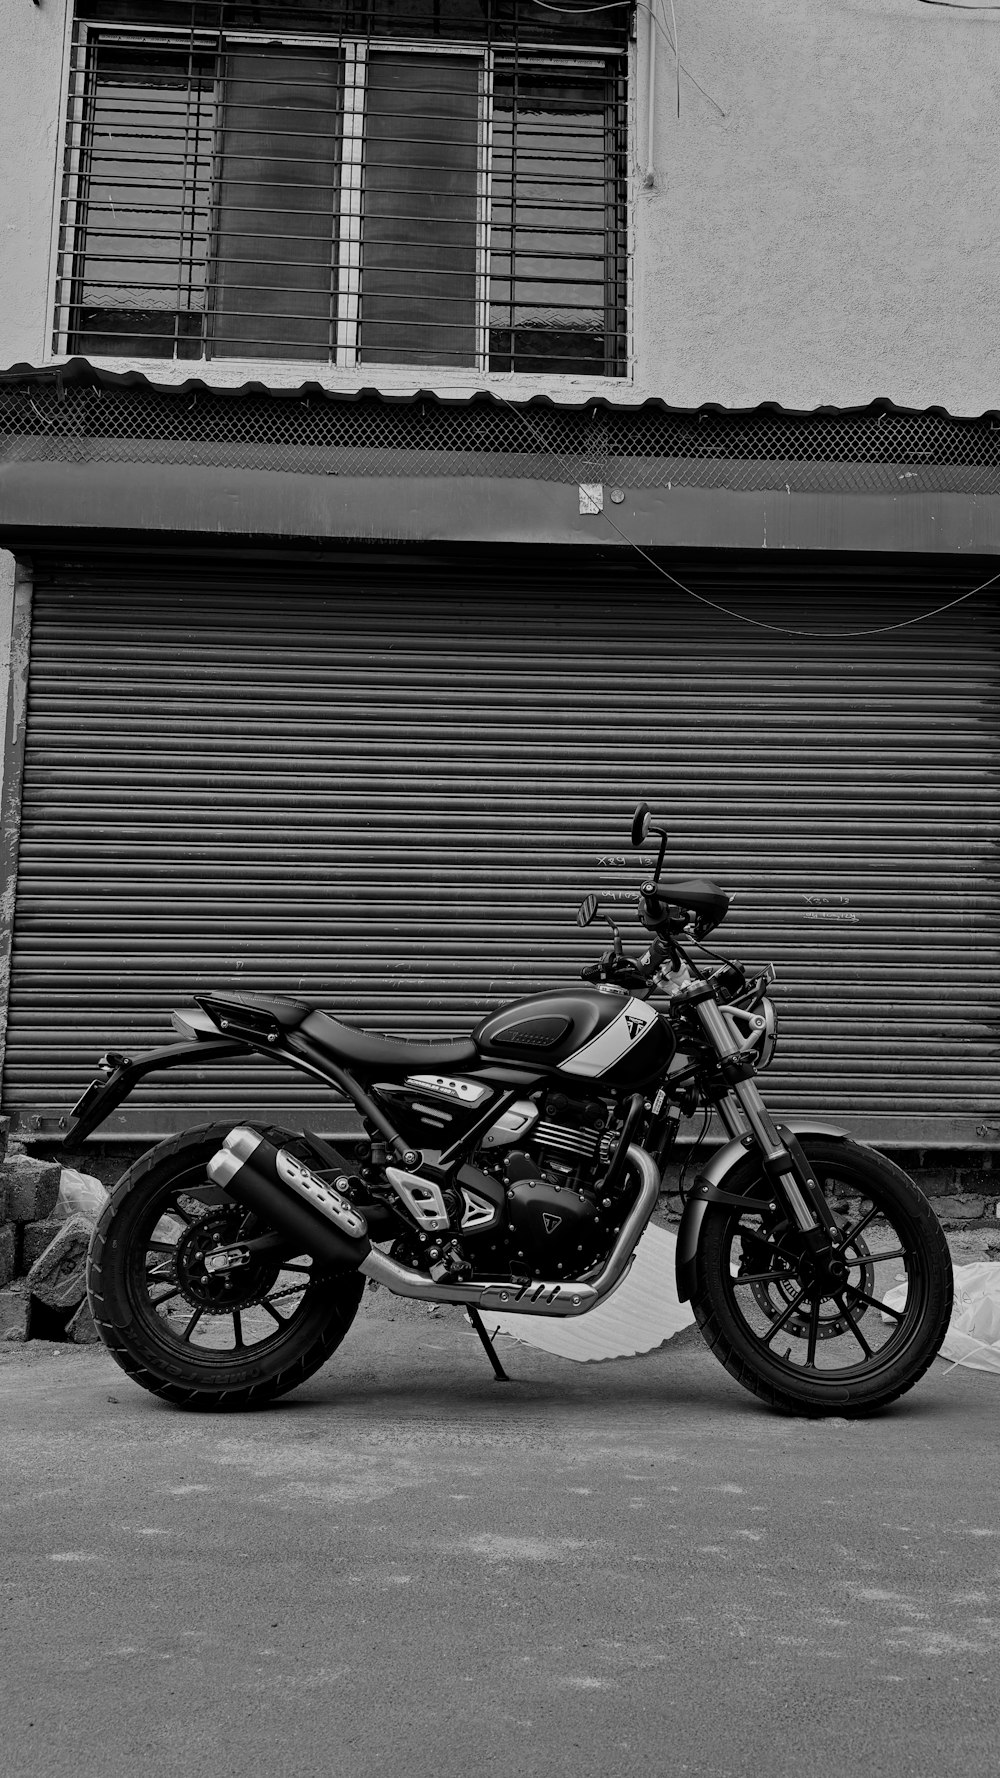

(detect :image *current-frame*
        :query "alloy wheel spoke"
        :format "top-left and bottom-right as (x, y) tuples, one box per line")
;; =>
(181, 1306), (205, 1342)
(232, 1310), (244, 1350)
(151, 1286), (181, 1308)
(734, 1267), (796, 1286)
(843, 1246), (908, 1267)
(758, 1281), (811, 1348)
(848, 1285), (904, 1323)
(262, 1300), (289, 1327)
(833, 1291), (876, 1358)
(805, 1291), (821, 1369)
(837, 1203), (879, 1248)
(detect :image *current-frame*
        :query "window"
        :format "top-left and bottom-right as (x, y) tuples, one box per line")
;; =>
(56, 11), (628, 375)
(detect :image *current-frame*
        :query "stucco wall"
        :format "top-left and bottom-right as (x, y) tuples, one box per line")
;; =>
(0, 0), (998, 413)
(632, 0), (1000, 413)
(0, 0), (70, 372)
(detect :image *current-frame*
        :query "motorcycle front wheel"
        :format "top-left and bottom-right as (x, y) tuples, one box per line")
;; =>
(689, 1136), (953, 1416)
(87, 1124), (365, 1411)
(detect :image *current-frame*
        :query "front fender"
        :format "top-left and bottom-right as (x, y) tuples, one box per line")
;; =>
(674, 1119), (852, 1302)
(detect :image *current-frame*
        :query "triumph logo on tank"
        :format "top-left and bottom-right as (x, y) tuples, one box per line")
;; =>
(542, 1213), (563, 1235)
(559, 998), (659, 1078)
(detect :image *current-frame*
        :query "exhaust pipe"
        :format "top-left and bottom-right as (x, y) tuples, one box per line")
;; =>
(206, 1126), (371, 1270)
(359, 1144), (661, 1318)
(207, 1128), (660, 1320)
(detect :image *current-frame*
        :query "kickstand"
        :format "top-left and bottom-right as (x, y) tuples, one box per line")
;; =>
(466, 1307), (510, 1383)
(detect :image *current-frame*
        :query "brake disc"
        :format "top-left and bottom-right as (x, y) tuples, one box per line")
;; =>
(741, 1221), (876, 1339)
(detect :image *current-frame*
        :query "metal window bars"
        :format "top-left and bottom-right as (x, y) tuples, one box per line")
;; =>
(56, 2), (629, 374)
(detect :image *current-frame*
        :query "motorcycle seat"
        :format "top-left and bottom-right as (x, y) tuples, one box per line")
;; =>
(299, 1009), (480, 1074)
(198, 990), (480, 1072)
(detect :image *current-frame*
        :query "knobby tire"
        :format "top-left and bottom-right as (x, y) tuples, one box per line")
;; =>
(689, 1137), (953, 1416)
(87, 1123), (365, 1411)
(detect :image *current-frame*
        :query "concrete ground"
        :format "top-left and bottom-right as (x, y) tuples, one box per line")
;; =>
(1, 1287), (998, 1778)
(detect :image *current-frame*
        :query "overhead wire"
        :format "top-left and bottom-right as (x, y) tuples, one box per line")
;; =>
(496, 395), (1000, 639)
(529, 0), (726, 117)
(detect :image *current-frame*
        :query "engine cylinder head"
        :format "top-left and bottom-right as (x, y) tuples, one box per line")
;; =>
(533, 1120), (601, 1162)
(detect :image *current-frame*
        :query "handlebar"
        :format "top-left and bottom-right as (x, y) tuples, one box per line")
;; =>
(581, 937), (672, 989)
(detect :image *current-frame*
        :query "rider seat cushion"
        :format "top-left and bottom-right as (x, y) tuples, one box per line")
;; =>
(300, 1010), (480, 1073)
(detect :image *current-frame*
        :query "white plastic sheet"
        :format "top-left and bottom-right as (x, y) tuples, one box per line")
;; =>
(885, 1262), (1000, 1374)
(55, 1167), (109, 1222)
(939, 1263), (1000, 1374)
(487, 1237), (1000, 1375)
(483, 1222), (695, 1362)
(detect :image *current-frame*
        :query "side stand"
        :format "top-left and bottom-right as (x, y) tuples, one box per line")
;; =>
(466, 1306), (510, 1383)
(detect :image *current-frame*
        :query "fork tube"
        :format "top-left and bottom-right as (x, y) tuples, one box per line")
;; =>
(695, 998), (820, 1233)
(714, 1091), (749, 1141)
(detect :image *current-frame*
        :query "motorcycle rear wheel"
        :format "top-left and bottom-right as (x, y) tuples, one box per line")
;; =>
(689, 1137), (953, 1416)
(87, 1123), (365, 1411)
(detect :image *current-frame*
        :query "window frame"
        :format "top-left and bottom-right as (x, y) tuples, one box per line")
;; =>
(54, 20), (629, 378)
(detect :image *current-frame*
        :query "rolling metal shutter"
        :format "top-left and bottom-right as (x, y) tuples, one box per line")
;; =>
(4, 547), (999, 1146)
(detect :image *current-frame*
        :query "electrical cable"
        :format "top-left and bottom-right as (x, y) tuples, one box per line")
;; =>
(528, 1), (631, 12)
(496, 394), (1000, 639)
(594, 506), (1000, 638)
(529, 0), (727, 117)
(666, 0), (680, 119)
(679, 1105), (711, 1201)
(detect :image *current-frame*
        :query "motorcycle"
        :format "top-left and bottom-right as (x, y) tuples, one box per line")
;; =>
(75, 803), (953, 1415)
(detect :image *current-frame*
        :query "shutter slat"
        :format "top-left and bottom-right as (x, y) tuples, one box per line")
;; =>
(4, 550), (999, 1144)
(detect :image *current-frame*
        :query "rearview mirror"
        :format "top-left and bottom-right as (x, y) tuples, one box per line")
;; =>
(576, 895), (600, 928)
(631, 803), (651, 847)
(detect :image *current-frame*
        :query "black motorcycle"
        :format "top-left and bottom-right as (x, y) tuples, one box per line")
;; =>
(76, 803), (953, 1415)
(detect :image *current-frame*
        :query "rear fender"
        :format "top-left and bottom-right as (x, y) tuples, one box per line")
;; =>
(63, 1036), (248, 1145)
(674, 1120), (851, 1302)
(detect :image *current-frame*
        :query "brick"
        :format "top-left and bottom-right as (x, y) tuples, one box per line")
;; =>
(0, 1224), (16, 1289)
(21, 1219), (64, 1272)
(3, 1157), (60, 1223)
(25, 1213), (93, 1311)
(928, 1193), (988, 1224)
(67, 1297), (101, 1345)
(0, 1285), (30, 1343)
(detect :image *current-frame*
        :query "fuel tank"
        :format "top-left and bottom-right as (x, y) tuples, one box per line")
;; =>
(473, 986), (674, 1089)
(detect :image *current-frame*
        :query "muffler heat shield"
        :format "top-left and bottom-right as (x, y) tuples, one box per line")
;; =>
(206, 1126), (370, 1270)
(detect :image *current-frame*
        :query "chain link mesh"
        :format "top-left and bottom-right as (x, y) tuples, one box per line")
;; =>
(3, 379), (1000, 494)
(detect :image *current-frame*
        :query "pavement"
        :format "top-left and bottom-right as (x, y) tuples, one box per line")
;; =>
(1, 1290), (998, 1778)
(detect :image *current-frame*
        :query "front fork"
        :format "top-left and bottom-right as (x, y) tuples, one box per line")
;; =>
(692, 996), (842, 1253)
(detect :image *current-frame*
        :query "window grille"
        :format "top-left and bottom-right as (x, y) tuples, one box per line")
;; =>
(56, 2), (629, 375)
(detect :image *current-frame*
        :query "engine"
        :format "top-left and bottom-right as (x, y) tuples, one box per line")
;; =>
(436, 1090), (635, 1283)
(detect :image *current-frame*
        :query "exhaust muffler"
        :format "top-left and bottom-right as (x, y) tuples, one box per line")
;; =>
(206, 1126), (371, 1269)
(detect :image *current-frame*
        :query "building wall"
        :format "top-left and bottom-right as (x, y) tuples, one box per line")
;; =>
(0, 0), (70, 375)
(1, 0), (998, 415)
(632, 0), (1000, 414)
